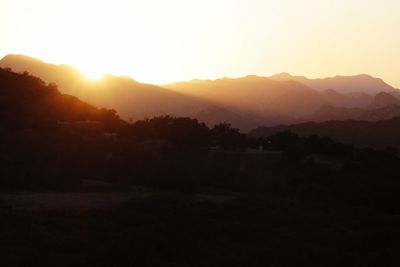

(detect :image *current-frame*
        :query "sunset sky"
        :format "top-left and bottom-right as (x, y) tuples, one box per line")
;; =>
(0, 0), (399, 86)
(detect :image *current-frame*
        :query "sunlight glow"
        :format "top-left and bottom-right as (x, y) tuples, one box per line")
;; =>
(79, 68), (106, 80)
(0, 0), (399, 86)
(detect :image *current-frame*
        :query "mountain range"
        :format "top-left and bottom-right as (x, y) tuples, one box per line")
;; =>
(1, 54), (399, 132)
(269, 72), (397, 95)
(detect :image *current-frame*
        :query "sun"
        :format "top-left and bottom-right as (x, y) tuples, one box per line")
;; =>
(74, 59), (108, 80)
(80, 68), (106, 80)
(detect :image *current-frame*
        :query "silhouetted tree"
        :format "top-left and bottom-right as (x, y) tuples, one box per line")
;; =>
(129, 116), (211, 149)
(211, 122), (246, 149)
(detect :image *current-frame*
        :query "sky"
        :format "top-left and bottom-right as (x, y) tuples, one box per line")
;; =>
(0, 0), (399, 86)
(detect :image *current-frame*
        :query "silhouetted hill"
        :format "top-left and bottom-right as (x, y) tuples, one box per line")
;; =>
(310, 91), (400, 122)
(359, 104), (400, 121)
(320, 89), (373, 108)
(311, 105), (365, 121)
(270, 72), (398, 95)
(368, 92), (400, 109)
(312, 104), (400, 122)
(0, 55), (84, 95)
(0, 67), (123, 130)
(249, 117), (400, 149)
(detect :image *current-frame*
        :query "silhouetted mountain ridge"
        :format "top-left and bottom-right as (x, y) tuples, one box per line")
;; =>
(249, 117), (400, 149)
(0, 55), (257, 130)
(310, 91), (400, 122)
(166, 76), (326, 118)
(320, 89), (373, 108)
(3, 54), (400, 131)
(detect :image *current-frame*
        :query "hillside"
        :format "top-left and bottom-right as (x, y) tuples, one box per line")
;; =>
(0, 67), (123, 130)
(368, 92), (400, 109)
(249, 117), (400, 149)
(320, 89), (373, 108)
(310, 92), (400, 122)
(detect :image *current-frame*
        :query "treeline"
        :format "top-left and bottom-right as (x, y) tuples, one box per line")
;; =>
(123, 116), (246, 149)
(249, 118), (400, 150)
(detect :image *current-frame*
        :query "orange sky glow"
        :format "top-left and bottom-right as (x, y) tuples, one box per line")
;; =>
(0, 0), (399, 87)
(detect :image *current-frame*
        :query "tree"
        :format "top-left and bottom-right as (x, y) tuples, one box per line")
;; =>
(211, 122), (246, 149)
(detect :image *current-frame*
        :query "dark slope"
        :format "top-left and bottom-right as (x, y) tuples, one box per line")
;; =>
(249, 117), (400, 149)
(368, 92), (400, 109)
(0, 67), (123, 130)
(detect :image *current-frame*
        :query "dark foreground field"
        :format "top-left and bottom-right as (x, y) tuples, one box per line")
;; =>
(1, 190), (399, 267)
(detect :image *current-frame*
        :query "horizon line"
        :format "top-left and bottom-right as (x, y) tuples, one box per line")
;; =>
(0, 53), (398, 89)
